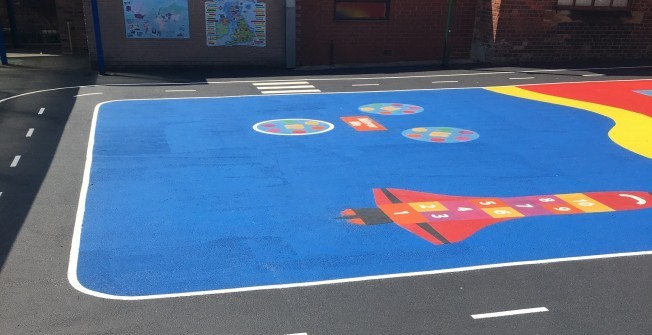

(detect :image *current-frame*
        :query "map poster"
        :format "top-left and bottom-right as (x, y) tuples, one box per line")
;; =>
(205, 0), (266, 47)
(123, 0), (190, 38)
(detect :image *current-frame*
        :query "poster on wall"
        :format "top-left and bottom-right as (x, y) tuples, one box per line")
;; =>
(205, 0), (266, 47)
(123, 0), (190, 38)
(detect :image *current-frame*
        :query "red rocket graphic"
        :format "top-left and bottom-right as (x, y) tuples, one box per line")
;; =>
(340, 188), (652, 245)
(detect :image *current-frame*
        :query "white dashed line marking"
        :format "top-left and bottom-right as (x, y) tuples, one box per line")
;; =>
(582, 74), (606, 77)
(10, 155), (21, 167)
(286, 333), (308, 335)
(432, 80), (459, 84)
(253, 81), (321, 94)
(38, 108), (45, 115)
(352, 83), (380, 87)
(74, 92), (104, 97)
(26, 128), (34, 137)
(259, 89), (322, 94)
(165, 89), (197, 92)
(509, 77), (535, 80)
(253, 81), (310, 86)
(472, 307), (549, 320)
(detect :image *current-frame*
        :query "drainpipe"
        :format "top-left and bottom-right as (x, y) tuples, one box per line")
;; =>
(0, 19), (8, 65)
(285, 0), (296, 68)
(6, 0), (20, 48)
(442, 0), (456, 68)
(90, 0), (106, 75)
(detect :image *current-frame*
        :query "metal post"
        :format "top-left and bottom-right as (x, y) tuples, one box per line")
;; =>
(442, 0), (456, 68)
(285, 0), (296, 68)
(90, 0), (106, 75)
(0, 19), (8, 65)
(6, 0), (20, 48)
(66, 21), (73, 54)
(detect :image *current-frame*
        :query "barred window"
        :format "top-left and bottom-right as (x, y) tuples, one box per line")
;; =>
(557, 0), (631, 10)
(334, 0), (390, 20)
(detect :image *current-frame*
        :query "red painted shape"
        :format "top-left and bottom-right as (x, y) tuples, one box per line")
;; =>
(431, 218), (506, 244)
(397, 223), (445, 245)
(340, 116), (387, 131)
(585, 191), (652, 210)
(519, 80), (652, 117)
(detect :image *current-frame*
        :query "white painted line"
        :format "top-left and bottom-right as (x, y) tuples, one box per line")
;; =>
(472, 307), (549, 320)
(260, 89), (322, 94)
(509, 77), (535, 80)
(253, 81), (310, 86)
(432, 80), (459, 84)
(10, 155), (21, 167)
(582, 74), (605, 77)
(286, 333), (308, 335)
(525, 69), (568, 72)
(26, 128), (34, 137)
(0, 192), (3, 198)
(255, 85), (316, 90)
(74, 92), (104, 97)
(352, 83), (380, 87)
(38, 107), (45, 115)
(165, 89), (197, 92)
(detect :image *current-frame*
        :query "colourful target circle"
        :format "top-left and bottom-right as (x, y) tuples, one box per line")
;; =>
(358, 103), (424, 115)
(253, 119), (334, 136)
(402, 127), (479, 143)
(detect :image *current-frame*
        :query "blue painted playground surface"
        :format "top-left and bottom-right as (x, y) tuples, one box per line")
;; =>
(75, 88), (652, 297)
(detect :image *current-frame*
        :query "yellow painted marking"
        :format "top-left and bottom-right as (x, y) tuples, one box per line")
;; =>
(409, 201), (448, 212)
(486, 86), (652, 159)
(360, 107), (374, 111)
(555, 193), (614, 213)
(412, 128), (428, 133)
(481, 207), (524, 219)
(429, 131), (451, 138)
(305, 120), (319, 125)
(285, 124), (305, 130)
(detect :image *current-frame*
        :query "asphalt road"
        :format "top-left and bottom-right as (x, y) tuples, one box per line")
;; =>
(1, 56), (651, 334)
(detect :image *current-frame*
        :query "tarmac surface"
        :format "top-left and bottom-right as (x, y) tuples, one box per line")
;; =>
(1, 49), (651, 334)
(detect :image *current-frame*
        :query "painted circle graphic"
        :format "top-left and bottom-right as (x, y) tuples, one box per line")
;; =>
(253, 119), (334, 136)
(358, 103), (424, 115)
(402, 127), (480, 143)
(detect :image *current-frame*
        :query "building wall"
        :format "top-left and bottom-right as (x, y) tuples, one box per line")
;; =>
(473, 0), (652, 63)
(83, 0), (284, 69)
(296, 0), (478, 66)
(56, 0), (88, 54)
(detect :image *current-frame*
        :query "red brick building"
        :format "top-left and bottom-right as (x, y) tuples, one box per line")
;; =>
(2, 0), (651, 67)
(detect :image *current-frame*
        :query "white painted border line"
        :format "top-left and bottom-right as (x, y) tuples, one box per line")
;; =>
(352, 83), (380, 87)
(10, 155), (21, 167)
(286, 333), (308, 335)
(38, 107), (45, 115)
(509, 77), (535, 80)
(472, 307), (549, 319)
(260, 89), (322, 94)
(68, 83), (652, 300)
(165, 89), (197, 93)
(74, 92), (104, 97)
(26, 128), (34, 137)
(255, 85), (316, 90)
(582, 74), (606, 77)
(432, 80), (459, 84)
(253, 81), (310, 86)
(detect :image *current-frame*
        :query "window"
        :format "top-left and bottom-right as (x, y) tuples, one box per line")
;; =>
(334, 0), (390, 20)
(557, 0), (631, 11)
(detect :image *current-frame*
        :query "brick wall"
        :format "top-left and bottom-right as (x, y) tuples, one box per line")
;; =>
(83, 0), (284, 69)
(472, 0), (652, 63)
(296, 0), (478, 66)
(56, 0), (88, 54)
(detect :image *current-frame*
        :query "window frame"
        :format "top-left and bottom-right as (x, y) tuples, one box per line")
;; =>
(333, 0), (391, 21)
(557, 0), (631, 11)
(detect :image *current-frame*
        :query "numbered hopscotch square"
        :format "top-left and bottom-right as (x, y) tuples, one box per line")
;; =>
(554, 193), (614, 213)
(481, 207), (525, 219)
(540, 203), (584, 215)
(408, 201), (448, 212)
(502, 197), (550, 216)
(468, 198), (508, 208)
(438, 201), (493, 220)
(379, 203), (425, 224)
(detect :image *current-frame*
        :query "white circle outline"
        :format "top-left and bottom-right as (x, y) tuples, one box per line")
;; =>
(252, 119), (335, 136)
